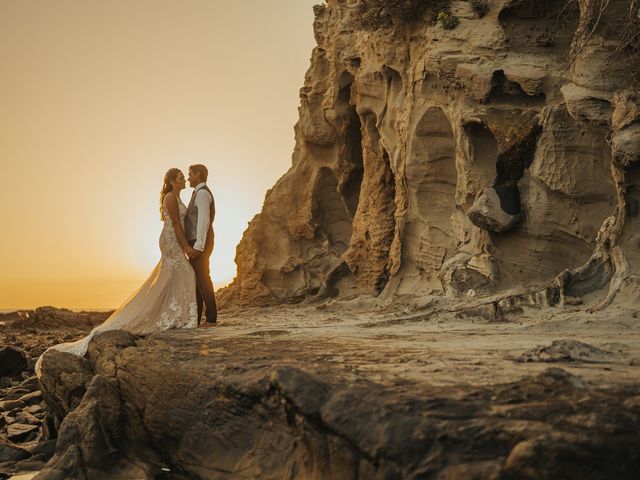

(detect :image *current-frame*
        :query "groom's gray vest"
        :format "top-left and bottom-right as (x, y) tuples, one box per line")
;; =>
(185, 185), (215, 242)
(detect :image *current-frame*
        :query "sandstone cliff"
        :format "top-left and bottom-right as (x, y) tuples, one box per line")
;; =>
(220, 0), (640, 311)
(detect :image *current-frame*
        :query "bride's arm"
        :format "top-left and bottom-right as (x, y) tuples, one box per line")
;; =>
(165, 193), (196, 257)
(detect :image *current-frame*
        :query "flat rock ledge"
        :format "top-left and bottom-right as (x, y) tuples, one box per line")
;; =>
(36, 329), (640, 480)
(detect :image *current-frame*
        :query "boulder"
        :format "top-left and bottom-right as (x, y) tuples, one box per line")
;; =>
(516, 339), (614, 364)
(18, 391), (42, 407)
(24, 405), (44, 416)
(0, 347), (27, 377)
(0, 440), (30, 463)
(468, 186), (521, 233)
(37, 351), (93, 427)
(0, 399), (25, 412)
(14, 411), (41, 426)
(17, 377), (38, 390)
(6, 423), (39, 443)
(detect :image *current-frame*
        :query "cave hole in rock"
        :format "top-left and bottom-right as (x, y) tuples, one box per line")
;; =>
(342, 106), (364, 218)
(338, 75), (353, 103)
(383, 65), (403, 93)
(346, 56), (361, 69)
(401, 106), (458, 285)
(350, 111), (397, 294)
(492, 123), (542, 215)
(313, 168), (355, 257)
(334, 72), (363, 218)
(465, 121), (499, 203)
(486, 70), (546, 105)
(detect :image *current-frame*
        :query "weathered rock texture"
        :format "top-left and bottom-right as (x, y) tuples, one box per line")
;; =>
(220, 0), (640, 309)
(35, 327), (640, 479)
(0, 308), (112, 477)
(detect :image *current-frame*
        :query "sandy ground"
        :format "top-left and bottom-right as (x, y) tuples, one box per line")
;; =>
(214, 296), (640, 389)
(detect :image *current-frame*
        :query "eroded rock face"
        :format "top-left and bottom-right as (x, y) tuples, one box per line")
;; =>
(220, 0), (640, 308)
(35, 330), (640, 480)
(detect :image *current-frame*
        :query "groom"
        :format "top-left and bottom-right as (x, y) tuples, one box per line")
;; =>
(186, 164), (217, 327)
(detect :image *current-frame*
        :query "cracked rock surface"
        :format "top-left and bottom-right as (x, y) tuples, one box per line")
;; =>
(35, 301), (640, 479)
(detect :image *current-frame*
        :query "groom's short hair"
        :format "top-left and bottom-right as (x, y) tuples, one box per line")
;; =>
(189, 164), (208, 181)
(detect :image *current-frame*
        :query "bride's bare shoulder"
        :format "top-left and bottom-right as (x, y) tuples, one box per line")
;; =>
(163, 193), (180, 215)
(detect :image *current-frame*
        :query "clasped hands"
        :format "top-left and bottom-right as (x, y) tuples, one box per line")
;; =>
(185, 246), (201, 260)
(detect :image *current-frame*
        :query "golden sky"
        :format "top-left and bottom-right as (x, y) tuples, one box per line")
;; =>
(0, 0), (318, 310)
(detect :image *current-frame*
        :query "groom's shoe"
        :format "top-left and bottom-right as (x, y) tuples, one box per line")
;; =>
(200, 321), (217, 329)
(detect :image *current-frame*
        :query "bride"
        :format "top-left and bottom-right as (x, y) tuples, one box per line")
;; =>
(36, 168), (199, 375)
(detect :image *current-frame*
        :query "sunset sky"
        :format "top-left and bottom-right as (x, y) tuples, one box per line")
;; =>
(0, 0), (318, 309)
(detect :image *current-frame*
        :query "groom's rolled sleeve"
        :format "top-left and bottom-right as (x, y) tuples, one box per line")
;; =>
(193, 190), (211, 251)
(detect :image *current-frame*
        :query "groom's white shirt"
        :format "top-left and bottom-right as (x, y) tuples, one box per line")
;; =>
(193, 182), (213, 252)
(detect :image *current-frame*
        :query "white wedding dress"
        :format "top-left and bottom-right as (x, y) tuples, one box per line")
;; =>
(36, 197), (198, 376)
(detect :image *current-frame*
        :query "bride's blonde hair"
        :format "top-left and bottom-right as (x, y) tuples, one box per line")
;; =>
(160, 168), (182, 220)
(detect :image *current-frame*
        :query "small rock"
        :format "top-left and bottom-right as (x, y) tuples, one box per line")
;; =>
(6, 423), (39, 443)
(29, 348), (45, 358)
(6, 388), (30, 398)
(467, 186), (521, 233)
(17, 391), (42, 407)
(26, 358), (37, 372)
(7, 407), (23, 417)
(17, 377), (38, 390)
(629, 357), (640, 366)
(0, 440), (30, 463)
(28, 439), (56, 458)
(516, 339), (612, 364)
(24, 405), (43, 416)
(0, 400), (25, 412)
(0, 347), (28, 377)
(14, 412), (40, 426)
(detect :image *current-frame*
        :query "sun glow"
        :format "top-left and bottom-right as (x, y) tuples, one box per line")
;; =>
(0, 0), (317, 309)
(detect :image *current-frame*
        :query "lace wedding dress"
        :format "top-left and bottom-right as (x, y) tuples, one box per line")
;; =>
(36, 197), (198, 376)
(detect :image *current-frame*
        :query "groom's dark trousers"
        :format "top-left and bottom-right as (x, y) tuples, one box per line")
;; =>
(189, 227), (217, 324)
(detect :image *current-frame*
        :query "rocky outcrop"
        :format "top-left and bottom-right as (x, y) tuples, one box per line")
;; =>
(0, 308), (111, 359)
(0, 307), (112, 477)
(35, 329), (640, 479)
(220, 0), (640, 308)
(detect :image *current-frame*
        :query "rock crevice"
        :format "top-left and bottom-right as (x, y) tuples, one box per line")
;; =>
(35, 330), (640, 479)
